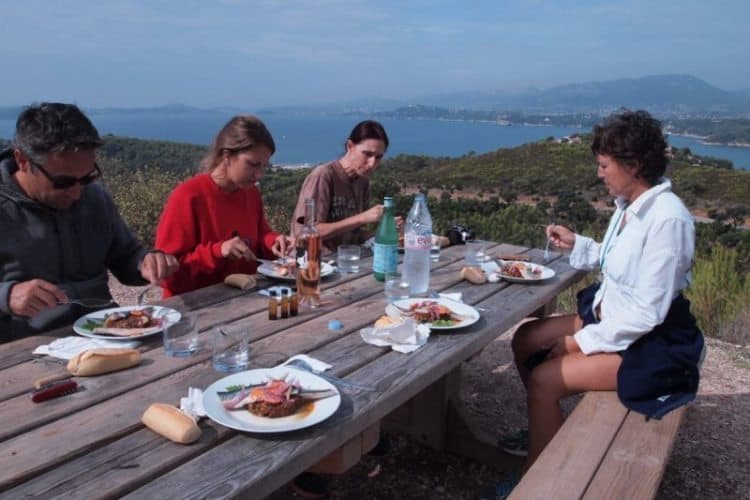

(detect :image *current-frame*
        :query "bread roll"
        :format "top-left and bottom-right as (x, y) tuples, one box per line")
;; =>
(460, 266), (487, 284)
(67, 348), (141, 376)
(374, 315), (403, 328)
(224, 273), (257, 290)
(142, 403), (202, 444)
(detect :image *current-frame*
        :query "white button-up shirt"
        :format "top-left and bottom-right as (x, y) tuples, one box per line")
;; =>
(570, 179), (695, 354)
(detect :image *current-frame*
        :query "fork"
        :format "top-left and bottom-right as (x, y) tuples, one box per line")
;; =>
(137, 285), (155, 307)
(284, 358), (377, 392)
(543, 219), (555, 263)
(59, 298), (115, 308)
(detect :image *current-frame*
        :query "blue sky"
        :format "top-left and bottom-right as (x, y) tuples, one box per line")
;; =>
(2, 0), (748, 108)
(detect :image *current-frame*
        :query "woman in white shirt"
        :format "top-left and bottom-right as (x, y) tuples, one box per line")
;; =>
(510, 110), (704, 470)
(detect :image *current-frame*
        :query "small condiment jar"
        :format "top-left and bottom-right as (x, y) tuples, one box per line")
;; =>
(289, 289), (299, 317)
(280, 289), (290, 319)
(268, 290), (278, 320)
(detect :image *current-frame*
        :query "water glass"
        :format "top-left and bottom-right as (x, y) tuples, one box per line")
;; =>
(384, 272), (411, 303)
(163, 312), (200, 357)
(337, 244), (361, 273)
(212, 324), (251, 372)
(464, 240), (487, 267)
(430, 235), (441, 262)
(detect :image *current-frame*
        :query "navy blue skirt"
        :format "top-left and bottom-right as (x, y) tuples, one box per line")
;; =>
(575, 282), (704, 419)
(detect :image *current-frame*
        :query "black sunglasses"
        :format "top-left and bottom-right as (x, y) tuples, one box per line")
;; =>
(30, 160), (102, 189)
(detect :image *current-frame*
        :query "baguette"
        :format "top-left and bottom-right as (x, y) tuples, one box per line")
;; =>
(142, 403), (202, 444)
(460, 266), (487, 284)
(67, 348), (141, 376)
(224, 273), (257, 290)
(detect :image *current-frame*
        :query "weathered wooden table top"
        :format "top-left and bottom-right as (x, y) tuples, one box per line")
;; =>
(0, 242), (586, 499)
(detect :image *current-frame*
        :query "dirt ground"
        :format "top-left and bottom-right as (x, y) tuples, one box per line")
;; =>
(114, 283), (750, 500)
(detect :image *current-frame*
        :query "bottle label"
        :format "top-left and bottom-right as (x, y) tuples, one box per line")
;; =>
(374, 242), (398, 273)
(405, 231), (432, 251)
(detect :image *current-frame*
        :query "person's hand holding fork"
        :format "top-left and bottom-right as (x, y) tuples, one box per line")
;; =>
(546, 224), (576, 250)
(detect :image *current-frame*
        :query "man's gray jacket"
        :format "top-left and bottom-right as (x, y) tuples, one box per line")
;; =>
(0, 149), (148, 341)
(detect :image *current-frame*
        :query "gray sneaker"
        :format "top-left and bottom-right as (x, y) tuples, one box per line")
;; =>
(499, 429), (528, 457)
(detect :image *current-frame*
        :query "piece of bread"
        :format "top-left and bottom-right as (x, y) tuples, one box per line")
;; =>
(460, 266), (487, 284)
(375, 315), (403, 328)
(67, 348), (141, 376)
(224, 273), (257, 290)
(142, 403), (202, 444)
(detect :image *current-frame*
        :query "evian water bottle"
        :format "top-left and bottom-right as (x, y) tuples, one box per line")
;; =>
(403, 193), (432, 295)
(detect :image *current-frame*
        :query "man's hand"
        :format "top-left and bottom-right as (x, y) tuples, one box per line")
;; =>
(272, 235), (296, 258)
(8, 279), (67, 317)
(140, 251), (179, 284)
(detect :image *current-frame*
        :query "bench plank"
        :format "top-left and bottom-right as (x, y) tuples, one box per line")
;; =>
(582, 406), (686, 500)
(509, 392), (628, 500)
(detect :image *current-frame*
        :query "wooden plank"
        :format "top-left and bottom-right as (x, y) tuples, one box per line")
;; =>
(508, 392), (628, 500)
(582, 406), (686, 500)
(307, 422), (380, 474)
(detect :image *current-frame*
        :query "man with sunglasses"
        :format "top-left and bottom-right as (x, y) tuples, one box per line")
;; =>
(0, 102), (178, 341)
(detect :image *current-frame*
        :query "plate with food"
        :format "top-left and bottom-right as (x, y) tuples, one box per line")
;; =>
(497, 260), (555, 283)
(73, 305), (181, 340)
(257, 258), (336, 281)
(203, 367), (341, 433)
(385, 298), (480, 331)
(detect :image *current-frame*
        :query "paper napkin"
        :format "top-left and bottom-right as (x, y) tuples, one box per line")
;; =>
(360, 318), (430, 353)
(33, 336), (141, 360)
(279, 354), (333, 372)
(180, 387), (207, 419)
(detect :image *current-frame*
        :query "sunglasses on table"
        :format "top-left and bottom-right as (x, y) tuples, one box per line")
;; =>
(30, 160), (102, 189)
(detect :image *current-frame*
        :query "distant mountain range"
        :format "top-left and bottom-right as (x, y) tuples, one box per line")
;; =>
(390, 75), (750, 115)
(1, 75), (748, 119)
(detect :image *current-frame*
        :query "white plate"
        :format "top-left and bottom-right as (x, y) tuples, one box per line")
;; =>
(73, 305), (181, 340)
(203, 367), (341, 433)
(497, 261), (556, 283)
(257, 260), (336, 281)
(385, 298), (480, 331)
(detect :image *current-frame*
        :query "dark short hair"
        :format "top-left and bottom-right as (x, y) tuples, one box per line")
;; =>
(13, 103), (103, 164)
(591, 109), (668, 185)
(201, 115), (275, 171)
(345, 120), (389, 152)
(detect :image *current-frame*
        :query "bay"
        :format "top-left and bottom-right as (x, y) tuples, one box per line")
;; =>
(1, 111), (748, 170)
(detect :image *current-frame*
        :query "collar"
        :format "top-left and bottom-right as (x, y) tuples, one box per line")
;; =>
(331, 160), (355, 183)
(615, 178), (672, 217)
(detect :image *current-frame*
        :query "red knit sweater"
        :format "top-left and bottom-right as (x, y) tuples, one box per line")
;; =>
(155, 173), (279, 297)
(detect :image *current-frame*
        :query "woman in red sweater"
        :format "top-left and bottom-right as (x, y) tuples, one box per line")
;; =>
(155, 115), (294, 297)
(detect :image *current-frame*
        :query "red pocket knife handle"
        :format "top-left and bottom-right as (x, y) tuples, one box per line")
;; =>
(31, 380), (78, 403)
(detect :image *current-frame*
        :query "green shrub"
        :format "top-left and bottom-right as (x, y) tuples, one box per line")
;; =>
(686, 245), (750, 345)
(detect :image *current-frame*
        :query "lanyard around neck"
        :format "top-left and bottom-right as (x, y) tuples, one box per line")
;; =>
(600, 207), (627, 270)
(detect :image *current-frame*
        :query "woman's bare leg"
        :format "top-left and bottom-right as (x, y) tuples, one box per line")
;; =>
(525, 352), (622, 469)
(511, 314), (581, 387)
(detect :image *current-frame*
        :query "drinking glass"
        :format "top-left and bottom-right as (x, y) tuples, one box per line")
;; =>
(163, 312), (200, 357)
(337, 244), (361, 273)
(464, 240), (487, 267)
(212, 324), (251, 372)
(430, 235), (441, 262)
(384, 272), (411, 303)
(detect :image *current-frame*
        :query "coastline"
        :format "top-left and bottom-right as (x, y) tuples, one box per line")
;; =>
(668, 131), (750, 149)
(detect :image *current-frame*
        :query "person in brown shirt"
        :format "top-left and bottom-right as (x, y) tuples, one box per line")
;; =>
(292, 120), (398, 254)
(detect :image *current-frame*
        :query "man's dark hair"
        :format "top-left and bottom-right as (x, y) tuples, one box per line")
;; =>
(591, 109), (668, 186)
(13, 102), (103, 165)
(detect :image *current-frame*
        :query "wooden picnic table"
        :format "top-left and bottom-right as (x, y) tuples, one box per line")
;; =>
(0, 242), (586, 499)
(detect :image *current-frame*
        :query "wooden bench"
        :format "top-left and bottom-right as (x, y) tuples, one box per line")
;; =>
(509, 391), (687, 500)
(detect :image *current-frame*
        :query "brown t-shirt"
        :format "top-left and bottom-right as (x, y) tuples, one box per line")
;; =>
(291, 160), (371, 254)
